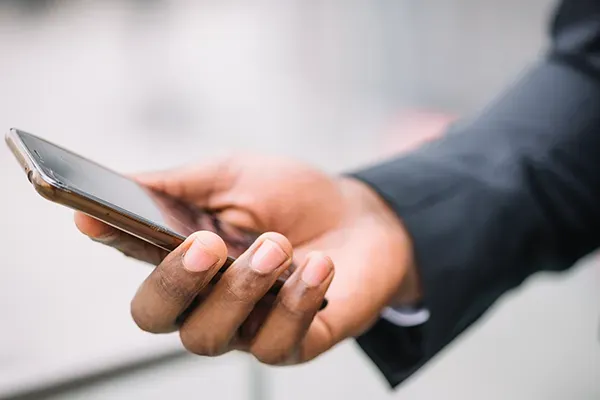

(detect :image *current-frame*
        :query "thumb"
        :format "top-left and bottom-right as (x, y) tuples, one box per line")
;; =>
(133, 157), (238, 204)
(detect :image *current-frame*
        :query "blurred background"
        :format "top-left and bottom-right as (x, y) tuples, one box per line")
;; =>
(1, 0), (599, 399)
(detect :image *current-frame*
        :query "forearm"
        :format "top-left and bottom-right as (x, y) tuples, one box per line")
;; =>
(354, 55), (600, 389)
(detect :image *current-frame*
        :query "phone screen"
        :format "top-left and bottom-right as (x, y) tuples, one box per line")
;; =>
(17, 130), (257, 258)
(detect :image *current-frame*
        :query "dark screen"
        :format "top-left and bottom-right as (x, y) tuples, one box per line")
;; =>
(18, 130), (256, 257)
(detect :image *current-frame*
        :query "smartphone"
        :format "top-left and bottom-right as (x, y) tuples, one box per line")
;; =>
(6, 128), (327, 309)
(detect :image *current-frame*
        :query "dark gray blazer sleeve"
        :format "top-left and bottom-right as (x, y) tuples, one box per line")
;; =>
(353, 0), (600, 388)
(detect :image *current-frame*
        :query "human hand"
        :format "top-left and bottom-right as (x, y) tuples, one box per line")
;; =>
(75, 155), (417, 364)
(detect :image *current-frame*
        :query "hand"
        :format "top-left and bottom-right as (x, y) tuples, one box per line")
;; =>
(75, 155), (417, 364)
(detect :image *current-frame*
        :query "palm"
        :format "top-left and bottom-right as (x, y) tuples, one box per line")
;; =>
(150, 157), (410, 358)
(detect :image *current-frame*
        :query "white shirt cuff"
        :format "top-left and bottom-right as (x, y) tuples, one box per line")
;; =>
(380, 306), (430, 327)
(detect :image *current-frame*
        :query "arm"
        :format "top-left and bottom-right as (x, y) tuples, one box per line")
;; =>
(353, 0), (600, 387)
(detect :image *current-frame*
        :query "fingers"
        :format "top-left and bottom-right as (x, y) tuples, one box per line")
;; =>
(178, 232), (293, 356)
(130, 231), (228, 333)
(122, 226), (334, 364)
(249, 253), (334, 365)
(74, 212), (168, 265)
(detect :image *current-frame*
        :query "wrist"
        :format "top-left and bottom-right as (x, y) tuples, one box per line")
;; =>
(338, 176), (423, 306)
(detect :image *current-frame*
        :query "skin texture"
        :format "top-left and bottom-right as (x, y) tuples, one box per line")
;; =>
(74, 155), (416, 365)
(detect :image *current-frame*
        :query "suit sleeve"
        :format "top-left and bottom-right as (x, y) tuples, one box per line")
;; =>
(353, 0), (600, 388)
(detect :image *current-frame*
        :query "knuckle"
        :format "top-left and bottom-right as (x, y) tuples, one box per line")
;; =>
(153, 266), (194, 305)
(277, 295), (309, 320)
(215, 156), (242, 191)
(221, 277), (255, 307)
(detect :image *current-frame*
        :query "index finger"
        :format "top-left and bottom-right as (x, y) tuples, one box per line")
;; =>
(74, 211), (116, 240)
(74, 212), (168, 265)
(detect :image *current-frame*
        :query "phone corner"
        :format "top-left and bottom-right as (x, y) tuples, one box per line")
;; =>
(5, 129), (16, 149)
(30, 171), (60, 201)
(5, 127), (20, 144)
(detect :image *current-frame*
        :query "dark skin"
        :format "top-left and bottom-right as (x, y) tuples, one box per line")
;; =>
(75, 155), (418, 365)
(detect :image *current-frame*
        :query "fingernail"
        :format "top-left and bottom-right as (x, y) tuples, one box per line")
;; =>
(183, 238), (220, 272)
(301, 255), (333, 287)
(251, 239), (288, 274)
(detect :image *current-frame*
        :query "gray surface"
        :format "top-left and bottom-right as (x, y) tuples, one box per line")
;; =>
(36, 354), (249, 400)
(1, 1), (599, 399)
(2, 351), (188, 400)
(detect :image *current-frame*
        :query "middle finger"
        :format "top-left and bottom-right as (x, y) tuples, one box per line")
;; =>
(178, 232), (293, 356)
